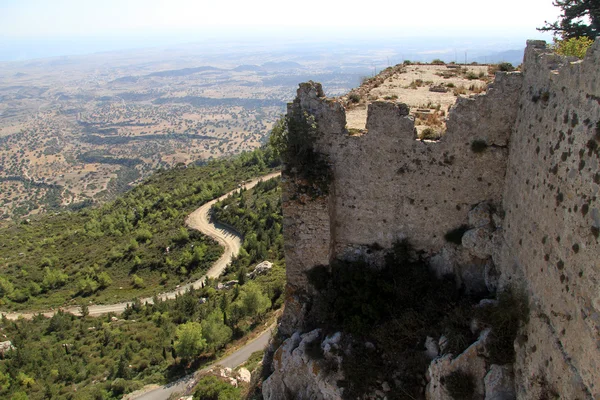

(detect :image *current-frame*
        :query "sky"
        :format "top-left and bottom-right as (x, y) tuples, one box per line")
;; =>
(0, 0), (560, 36)
(0, 0), (559, 60)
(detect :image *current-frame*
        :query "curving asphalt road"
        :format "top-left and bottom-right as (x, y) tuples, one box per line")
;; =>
(128, 325), (274, 400)
(1, 171), (281, 320)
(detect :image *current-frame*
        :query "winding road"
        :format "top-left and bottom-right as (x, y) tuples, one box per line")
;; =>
(2, 171), (282, 320)
(128, 325), (274, 400)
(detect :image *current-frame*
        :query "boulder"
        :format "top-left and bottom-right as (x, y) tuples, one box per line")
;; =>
(248, 261), (273, 279)
(462, 226), (495, 259)
(237, 367), (251, 383)
(426, 329), (491, 400)
(484, 365), (516, 400)
(262, 329), (344, 400)
(468, 203), (492, 228)
(425, 336), (440, 359)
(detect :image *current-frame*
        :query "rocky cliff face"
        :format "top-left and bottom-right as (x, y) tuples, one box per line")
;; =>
(265, 40), (600, 399)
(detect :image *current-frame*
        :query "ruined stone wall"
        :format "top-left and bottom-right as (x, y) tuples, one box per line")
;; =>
(497, 40), (600, 399)
(279, 40), (600, 397)
(325, 72), (521, 259)
(281, 68), (522, 332)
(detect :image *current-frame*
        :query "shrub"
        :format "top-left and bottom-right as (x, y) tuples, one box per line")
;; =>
(471, 140), (489, 153)
(421, 128), (442, 141)
(497, 62), (514, 72)
(132, 274), (144, 288)
(403, 60), (412, 65)
(9, 289), (29, 303)
(0, 276), (14, 298)
(443, 370), (476, 400)
(77, 277), (99, 295)
(475, 290), (529, 364)
(192, 375), (240, 400)
(348, 93), (361, 103)
(431, 59), (445, 65)
(553, 36), (593, 59)
(174, 322), (206, 361)
(282, 109), (332, 198)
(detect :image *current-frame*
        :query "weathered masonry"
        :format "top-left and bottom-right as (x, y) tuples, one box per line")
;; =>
(279, 40), (600, 398)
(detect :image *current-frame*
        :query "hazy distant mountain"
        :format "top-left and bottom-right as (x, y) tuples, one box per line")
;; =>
(109, 75), (140, 84)
(233, 64), (264, 72)
(146, 66), (222, 78)
(261, 61), (304, 71)
(474, 49), (525, 66)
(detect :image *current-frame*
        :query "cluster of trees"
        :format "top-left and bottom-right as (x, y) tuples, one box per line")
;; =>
(0, 171), (285, 399)
(0, 147), (280, 310)
(211, 177), (283, 277)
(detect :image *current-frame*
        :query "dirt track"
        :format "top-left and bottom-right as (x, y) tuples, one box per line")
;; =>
(1, 171), (281, 320)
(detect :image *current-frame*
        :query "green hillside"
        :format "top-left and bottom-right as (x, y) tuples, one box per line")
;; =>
(0, 161), (285, 400)
(0, 148), (280, 311)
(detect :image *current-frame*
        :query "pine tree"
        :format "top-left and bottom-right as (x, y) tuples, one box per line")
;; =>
(538, 0), (600, 39)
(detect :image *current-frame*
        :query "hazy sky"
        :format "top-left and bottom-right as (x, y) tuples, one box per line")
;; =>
(1, 0), (559, 38)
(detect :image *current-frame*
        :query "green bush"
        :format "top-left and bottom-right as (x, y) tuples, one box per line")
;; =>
(348, 93), (361, 103)
(554, 36), (594, 59)
(193, 375), (240, 400)
(497, 62), (514, 72)
(271, 110), (332, 199)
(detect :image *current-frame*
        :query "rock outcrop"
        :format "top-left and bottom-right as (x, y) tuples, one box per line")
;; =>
(263, 330), (344, 400)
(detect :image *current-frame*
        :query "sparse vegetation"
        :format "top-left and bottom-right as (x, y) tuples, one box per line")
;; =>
(348, 93), (361, 103)
(270, 111), (332, 199)
(304, 240), (528, 398)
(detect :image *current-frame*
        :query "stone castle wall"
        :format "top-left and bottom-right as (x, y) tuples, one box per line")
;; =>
(496, 40), (600, 399)
(279, 40), (600, 398)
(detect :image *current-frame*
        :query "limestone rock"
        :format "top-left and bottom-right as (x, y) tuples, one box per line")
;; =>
(484, 364), (516, 400)
(262, 329), (344, 400)
(425, 336), (439, 360)
(237, 367), (251, 384)
(462, 227), (494, 259)
(248, 261), (273, 279)
(469, 203), (492, 228)
(426, 329), (491, 400)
